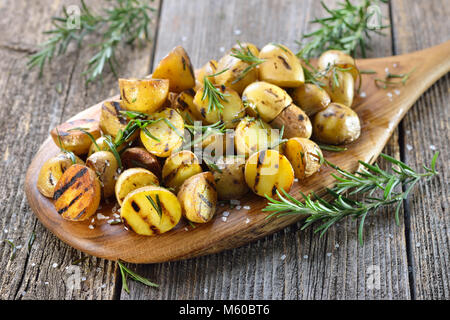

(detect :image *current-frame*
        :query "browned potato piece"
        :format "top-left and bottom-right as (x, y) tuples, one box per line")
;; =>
(323, 70), (354, 108)
(317, 50), (359, 81)
(50, 119), (101, 155)
(100, 100), (128, 137)
(37, 153), (84, 198)
(173, 88), (203, 121)
(178, 172), (217, 223)
(289, 83), (331, 116)
(86, 151), (119, 199)
(234, 117), (280, 157)
(152, 46), (196, 93)
(283, 138), (322, 179)
(121, 147), (162, 178)
(270, 104), (312, 139)
(53, 164), (101, 221)
(162, 150), (203, 193)
(258, 43), (304, 87)
(195, 60), (218, 91)
(214, 43), (260, 94)
(312, 103), (361, 145)
(211, 156), (249, 200)
(119, 78), (169, 114)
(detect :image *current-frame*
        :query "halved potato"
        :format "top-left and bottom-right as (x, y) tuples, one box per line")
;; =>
(289, 83), (331, 116)
(192, 85), (227, 124)
(173, 88), (203, 121)
(115, 168), (159, 206)
(177, 172), (217, 223)
(121, 186), (182, 236)
(119, 78), (169, 114)
(86, 151), (119, 199)
(211, 156), (249, 200)
(317, 50), (358, 81)
(234, 117), (280, 157)
(121, 147), (162, 178)
(283, 138), (322, 179)
(53, 164), (101, 221)
(152, 46), (196, 93)
(220, 88), (245, 128)
(99, 100), (128, 137)
(270, 103), (312, 139)
(162, 150), (203, 193)
(323, 70), (354, 108)
(37, 153), (84, 198)
(195, 60), (218, 91)
(50, 119), (101, 155)
(140, 108), (185, 157)
(242, 81), (292, 122)
(258, 43), (304, 87)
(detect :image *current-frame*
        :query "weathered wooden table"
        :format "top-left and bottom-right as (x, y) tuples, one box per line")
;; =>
(0, 0), (448, 300)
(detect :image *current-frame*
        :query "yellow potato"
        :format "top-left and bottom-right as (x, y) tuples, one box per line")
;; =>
(244, 149), (294, 198)
(289, 83), (331, 116)
(312, 103), (361, 145)
(173, 88), (203, 121)
(234, 117), (280, 157)
(53, 164), (101, 221)
(140, 108), (185, 157)
(270, 103), (312, 139)
(86, 151), (119, 199)
(119, 78), (169, 114)
(323, 70), (355, 108)
(317, 50), (359, 81)
(99, 100), (128, 137)
(242, 81), (292, 122)
(258, 43), (304, 87)
(115, 168), (159, 206)
(162, 150), (203, 193)
(50, 119), (101, 155)
(121, 186), (182, 236)
(211, 156), (249, 200)
(283, 138), (322, 179)
(177, 172), (217, 223)
(152, 46), (195, 93)
(195, 60), (218, 91)
(37, 153), (84, 198)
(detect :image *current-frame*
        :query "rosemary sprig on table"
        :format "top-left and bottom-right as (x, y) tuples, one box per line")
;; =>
(264, 152), (439, 244)
(28, 0), (155, 83)
(117, 260), (159, 294)
(202, 69), (230, 114)
(230, 41), (266, 84)
(297, 0), (389, 59)
(317, 143), (348, 152)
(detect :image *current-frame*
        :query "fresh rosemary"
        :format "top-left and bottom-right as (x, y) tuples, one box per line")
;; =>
(68, 127), (100, 150)
(146, 194), (163, 220)
(28, 0), (155, 83)
(4, 240), (17, 261)
(297, 0), (389, 59)
(55, 128), (77, 165)
(264, 152), (439, 244)
(202, 69), (230, 114)
(230, 41), (266, 84)
(317, 143), (348, 152)
(375, 67), (416, 89)
(117, 260), (159, 294)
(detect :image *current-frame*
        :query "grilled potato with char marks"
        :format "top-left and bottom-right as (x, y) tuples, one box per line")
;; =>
(115, 168), (159, 206)
(234, 117), (280, 157)
(173, 88), (203, 121)
(195, 60), (218, 91)
(162, 150), (203, 193)
(270, 103), (312, 139)
(211, 156), (249, 200)
(100, 100), (128, 137)
(50, 119), (101, 155)
(283, 138), (322, 179)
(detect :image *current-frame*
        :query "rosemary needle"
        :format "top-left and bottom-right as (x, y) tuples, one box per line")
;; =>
(202, 69), (230, 114)
(118, 260), (159, 294)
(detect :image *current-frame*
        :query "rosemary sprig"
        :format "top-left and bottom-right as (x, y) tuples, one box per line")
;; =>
(375, 67), (416, 89)
(55, 128), (77, 164)
(182, 121), (226, 150)
(264, 152), (439, 244)
(27, 232), (36, 254)
(103, 135), (123, 168)
(117, 260), (159, 294)
(202, 69), (230, 114)
(297, 0), (389, 59)
(68, 127), (100, 150)
(230, 41), (266, 84)
(146, 194), (163, 219)
(317, 143), (348, 152)
(4, 240), (17, 261)
(301, 60), (353, 89)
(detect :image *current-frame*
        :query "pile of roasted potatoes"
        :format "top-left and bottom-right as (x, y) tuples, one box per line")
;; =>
(37, 42), (361, 236)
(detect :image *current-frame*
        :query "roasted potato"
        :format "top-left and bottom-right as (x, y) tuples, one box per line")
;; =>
(87, 136), (127, 157)
(119, 78), (169, 114)
(258, 43), (304, 87)
(53, 164), (101, 221)
(211, 156), (249, 200)
(317, 50), (358, 81)
(312, 103), (361, 145)
(99, 100), (128, 137)
(283, 138), (322, 179)
(173, 88), (203, 121)
(162, 151), (203, 193)
(270, 103), (312, 139)
(140, 108), (185, 157)
(86, 151), (119, 199)
(234, 117), (280, 157)
(115, 168), (159, 206)
(152, 46), (195, 93)
(244, 149), (294, 197)
(214, 43), (260, 94)
(289, 83), (331, 116)
(121, 147), (162, 178)
(37, 153), (84, 198)
(242, 81), (292, 122)
(177, 172), (217, 223)
(195, 60), (218, 91)
(121, 186), (182, 236)
(50, 119), (101, 155)
(323, 70), (354, 108)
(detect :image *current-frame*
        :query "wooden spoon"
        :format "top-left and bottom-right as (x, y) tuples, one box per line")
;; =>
(25, 41), (450, 263)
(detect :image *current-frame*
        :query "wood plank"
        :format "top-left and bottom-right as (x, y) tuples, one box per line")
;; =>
(0, 0), (160, 299)
(120, 0), (411, 299)
(390, 0), (450, 299)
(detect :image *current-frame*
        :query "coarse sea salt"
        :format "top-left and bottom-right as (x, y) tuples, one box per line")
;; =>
(359, 91), (367, 98)
(245, 218), (250, 224)
(52, 263), (58, 268)
(406, 144), (413, 151)
(394, 89), (401, 95)
(222, 211), (230, 217)
(88, 225), (95, 230)
(234, 29), (242, 35)
(243, 205), (250, 210)
(221, 216), (228, 222)
(280, 254), (286, 261)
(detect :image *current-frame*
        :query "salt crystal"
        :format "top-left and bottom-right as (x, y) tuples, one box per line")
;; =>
(107, 219), (115, 224)
(430, 145), (436, 151)
(335, 243), (340, 248)
(204, 288), (209, 293)
(394, 89), (401, 95)
(181, 36), (188, 42)
(326, 252), (332, 257)
(31, 263), (36, 267)
(359, 91), (367, 98)
(44, 282), (49, 285)
(243, 205), (250, 210)
(184, 227), (188, 231)
(3, 229), (7, 233)
(406, 144), (413, 151)
(235, 206), (242, 210)
(91, 218), (95, 223)
(234, 29), (242, 35)
(16, 245), (22, 249)
(221, 217), (228, 222)
(294, 178), (299, 182)
(385, 67), (389, 73)
(280, 254), (286, 260)
(416, 242), (421, 248)
(97, 213), (108, 220)
(88, 225), (95, 230)
(222, 211), (230, 217)
(230, 199), (240, 205)
(52, 263), (58, 268)
(387, 92), (393, 98)
(81, 277), (86, 281)
(393, 63), (398, 68)
(303, 255), (309, 259)
(219, 46), (225, 53)
(101, 284), (107, 289)
(245, 218), (250, 224)
(113, 213), (121, 218)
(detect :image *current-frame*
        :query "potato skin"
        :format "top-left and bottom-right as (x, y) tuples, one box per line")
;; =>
(258, 43), (304, 87)
(289, 83), (331, 116)
(100, 100), (128, 137)
(86, 151), (119, 199)
(121, 186), (182, 236)
(53, 164), (101, 221)
(121, 147), (162, 178)
(234, 117), (280, 157)
(173, 88), (203, 121)
(152, 46), (196, 93)
(212, 156), (249, 200)
(37, 153), (84, 198)
(323, 70), (354, 108)
(162, 150), (203, 193)
(244, 149), (294, 198)
(115, 168), (159, 206)
(312, 103), (361, 145)
(318, 50), (358, 81)
(242, 81), (292, 122)
(283, 138), (322, 179)
(178, 172), (217, 223)
(195, 60), (218, 91)
(119, 78), (169, 114)
(270, 103), (312, 139)
(50, 119), (101, 155)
